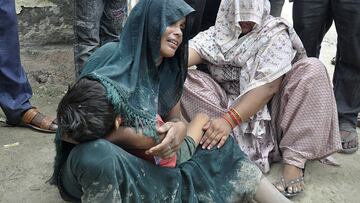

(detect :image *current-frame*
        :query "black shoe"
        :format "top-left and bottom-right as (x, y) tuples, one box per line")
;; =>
(331, 57), (336, 65)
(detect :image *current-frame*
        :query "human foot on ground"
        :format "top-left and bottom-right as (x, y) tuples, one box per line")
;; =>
(274, 164), (304, 198)
(340, 128), (358, 154)
(22, 108), (58, 133)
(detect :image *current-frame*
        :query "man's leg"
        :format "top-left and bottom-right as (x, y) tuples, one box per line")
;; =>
(269, 0), (285, 17)
(0, 0), (32, 125)
(74, 0), (104, 77)
(99, 0), (127, 46)
(199, 0), (221, 32)
(332, 0), (360, 153)
(293, 0), (332, 57)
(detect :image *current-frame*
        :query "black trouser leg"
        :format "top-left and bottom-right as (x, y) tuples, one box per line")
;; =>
(332, 0), (360, 126)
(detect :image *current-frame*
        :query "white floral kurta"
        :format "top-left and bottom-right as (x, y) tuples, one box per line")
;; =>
(181, 0), (340, 173)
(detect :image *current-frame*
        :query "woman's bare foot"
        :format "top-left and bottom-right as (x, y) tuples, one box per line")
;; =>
(274, 164), (305, 197)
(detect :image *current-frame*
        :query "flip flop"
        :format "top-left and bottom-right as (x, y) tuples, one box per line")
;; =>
(21, 108), (57, 133)
(275, 175), (305, 198)
(274, 166), (305, 198)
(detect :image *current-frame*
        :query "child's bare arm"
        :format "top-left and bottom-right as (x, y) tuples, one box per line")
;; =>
(61, 127), (158, 149)
(105, 127), (157, 149)
(187, 113), (210, 145)
(147, 102), (187, 158)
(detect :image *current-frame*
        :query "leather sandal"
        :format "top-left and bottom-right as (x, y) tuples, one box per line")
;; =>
(22, 107), (57, 133)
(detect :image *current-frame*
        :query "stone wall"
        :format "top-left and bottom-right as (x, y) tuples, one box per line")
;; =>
(16, 0), (73, 45)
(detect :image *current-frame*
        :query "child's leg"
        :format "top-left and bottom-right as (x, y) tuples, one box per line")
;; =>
(254, 176), (292, 203)
(187, 113), (210, 146)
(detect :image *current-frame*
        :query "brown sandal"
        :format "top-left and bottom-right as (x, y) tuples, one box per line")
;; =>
(22, 108), (57, 133)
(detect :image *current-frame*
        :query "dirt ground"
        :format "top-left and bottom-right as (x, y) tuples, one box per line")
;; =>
(0, 2), (359, 203)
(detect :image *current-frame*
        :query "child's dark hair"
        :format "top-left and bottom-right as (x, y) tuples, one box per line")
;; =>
(57, 78), (117, 143)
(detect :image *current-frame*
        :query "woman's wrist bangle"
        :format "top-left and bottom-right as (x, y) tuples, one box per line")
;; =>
(229, 108), (243, 124)
(227, 110), (240, 125)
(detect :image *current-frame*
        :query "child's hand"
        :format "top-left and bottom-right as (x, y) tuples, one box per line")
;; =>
(145, 121), (186, 158)
(201, 117), (232, 150)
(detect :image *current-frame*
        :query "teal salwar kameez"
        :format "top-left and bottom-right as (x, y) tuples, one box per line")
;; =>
(51, 0), (262, 202)
(60, 138), (261, 202)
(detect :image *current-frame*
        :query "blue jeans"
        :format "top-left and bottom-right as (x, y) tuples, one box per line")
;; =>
(0, 0), (32, 124)
(293, 0), (360, 127)
(74, 0), (128, 77)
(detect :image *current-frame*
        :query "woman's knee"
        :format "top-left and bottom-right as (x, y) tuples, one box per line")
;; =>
(68, 139), (123, 173)
(291, 57), (329, 81)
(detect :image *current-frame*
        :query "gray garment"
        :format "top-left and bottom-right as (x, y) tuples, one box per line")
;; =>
(293, 0), (360, 127)
(73, 0), (128, 77)
(269, 0), (285, 17)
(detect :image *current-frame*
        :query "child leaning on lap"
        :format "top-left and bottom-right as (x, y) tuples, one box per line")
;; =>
(57, 78), (209, 167)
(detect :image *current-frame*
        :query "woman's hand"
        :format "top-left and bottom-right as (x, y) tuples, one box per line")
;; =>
(201, 117), (232, 150)
(145, 121), (186, 159)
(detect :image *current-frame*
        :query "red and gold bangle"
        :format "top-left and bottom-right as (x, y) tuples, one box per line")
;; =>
(229, 108), (243, 124)
(227, 110), (240, 125)
(222, 114), (235, 128)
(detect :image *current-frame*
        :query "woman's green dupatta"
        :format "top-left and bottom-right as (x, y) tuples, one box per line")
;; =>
(80, 0), (193, 138)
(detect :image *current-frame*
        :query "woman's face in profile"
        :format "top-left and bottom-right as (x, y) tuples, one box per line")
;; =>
(159, 17), (186, 58)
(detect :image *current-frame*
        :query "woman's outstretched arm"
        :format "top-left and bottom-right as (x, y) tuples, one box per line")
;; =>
(188, 47), (203, 67)
(201, 77), (283, 149)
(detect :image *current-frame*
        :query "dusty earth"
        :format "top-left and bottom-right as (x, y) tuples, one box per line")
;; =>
(0, 2), (359, 203)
